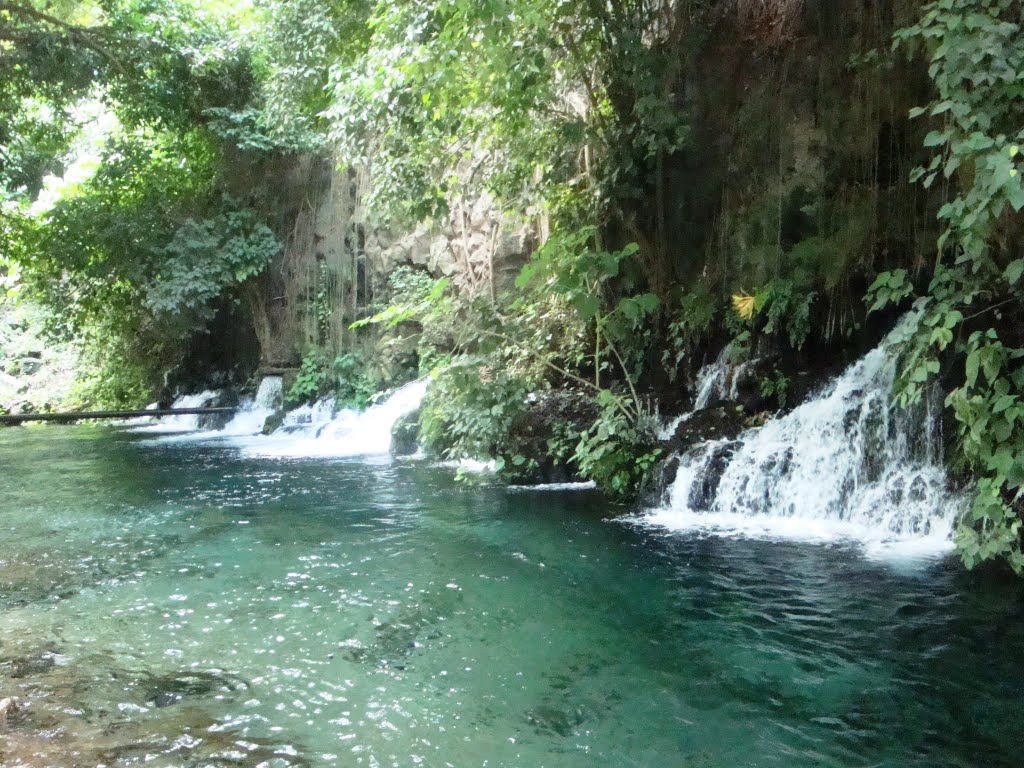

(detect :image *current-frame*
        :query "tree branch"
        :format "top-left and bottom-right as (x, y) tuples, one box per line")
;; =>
(0, 1), (127, 72)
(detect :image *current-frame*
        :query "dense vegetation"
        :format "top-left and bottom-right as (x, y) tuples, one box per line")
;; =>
(1, 0), (1022, 572)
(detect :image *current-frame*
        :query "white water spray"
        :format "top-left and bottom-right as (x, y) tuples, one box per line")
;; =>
(644, 323), (963, 557)
(129, 391), (219, 433)
(236, 379), (429, 458)
(215, 376), (284, 436)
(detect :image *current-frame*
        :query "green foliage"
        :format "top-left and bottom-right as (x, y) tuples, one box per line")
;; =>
(287, 349), (376, 407)
(572, 390), (661, 500)
(516, 227), (659, 410)
(322, 0), (694, 297)
(287, 350), (331, 406)
(866, 270), (914, 314)
(351, 266), (457, 377)
(662, 287), (719, 382)
(325, 0), (565, 219)
(353, 267), (451, 332)
(731, 278), (814, 350)
(0, 0), (297, 406)
(147, 208), (279, 321)
(759, 369), (790, 411)
(878, 0), (1024, 572)
(419, 360), (531, 464)
(756, 279), (815, 350)
(250, 0), (373, 148)
(67, 328), (156, 409)
(896, 0), (1024, 265)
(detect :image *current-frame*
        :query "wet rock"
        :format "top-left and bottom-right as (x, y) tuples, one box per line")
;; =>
(664, 405), (746, 455)
(391, 407), (421, 456)
(525, 702), (589, 738)
(197, 389), (240, 430)
(6, 399), (34, 416)
(17, 358), (42, 376)
(687, 441), (741, 511)
(262, 409), (287, 435)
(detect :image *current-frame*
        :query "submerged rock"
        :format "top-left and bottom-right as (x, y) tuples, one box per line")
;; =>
(6, 650), (62, 679)
(0, 697), (20, 730)
(141, 669), (249, 709)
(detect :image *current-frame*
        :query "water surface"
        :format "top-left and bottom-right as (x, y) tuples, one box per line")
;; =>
(1, 427), (1022, 767)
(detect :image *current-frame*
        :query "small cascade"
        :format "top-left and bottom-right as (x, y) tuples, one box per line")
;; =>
(658, 346), (738, 439)
(278, 396), (337, 435)
(255, 376), (284, 410)
(643, 321), (963, 556)
(216, 376), (285, 436)
(238, 379), (429, 458)
(131, 391), (219, 432)
(693, 350), (731, 410)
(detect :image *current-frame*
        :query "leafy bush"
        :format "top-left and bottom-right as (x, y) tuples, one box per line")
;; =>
(287, 350), (332, 406)
(287, 349), (376, 408)
(884, 0), (1024, 573)
(759, 369), (790, 410)
(572, 391), (662, 500)
(662, 287), (719, 382)
(146, 207), (280, 322)
(419, 360), (531, 463)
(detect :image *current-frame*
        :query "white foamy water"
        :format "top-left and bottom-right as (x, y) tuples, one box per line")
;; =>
(135, 376), (285, 443)
(640, 320), (964, 558)
(128, 391), (219, 433)
(214, 376), (284, 436)
(235, 379), (428, 458)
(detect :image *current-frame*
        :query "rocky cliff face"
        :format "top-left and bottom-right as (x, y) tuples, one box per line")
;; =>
(238, 153), (536, 371)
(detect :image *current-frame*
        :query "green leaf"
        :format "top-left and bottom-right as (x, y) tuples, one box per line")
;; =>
(576, 294), (600, 321)
(966, 349), (980, 388)
(1005, 260), (1024, 285)
(1007, 182), (1024, 212)
(636, 293), (660, 314)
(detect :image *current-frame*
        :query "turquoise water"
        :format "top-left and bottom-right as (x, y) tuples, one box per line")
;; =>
(1, 427), (1023, 767)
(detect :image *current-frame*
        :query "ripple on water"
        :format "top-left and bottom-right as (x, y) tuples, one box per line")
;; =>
(2, 429), (1024, 767)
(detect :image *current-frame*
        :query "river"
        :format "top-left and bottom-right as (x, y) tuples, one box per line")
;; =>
(2, 424), (1023, 766)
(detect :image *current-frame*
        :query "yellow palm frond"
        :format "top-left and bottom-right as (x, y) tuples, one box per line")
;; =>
(732, 293), (756, 321)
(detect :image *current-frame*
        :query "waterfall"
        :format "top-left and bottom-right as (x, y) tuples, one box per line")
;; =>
(214, 376), (285, 436)
(255, 376), (284, 410)
(658, 345), (741, 439)
(278, 396), (337, 434)
(694, 350), (731, 410)
(131, 378), (428, 458)
(236, 379), (429, 459)
(643, 324), (963, 557)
